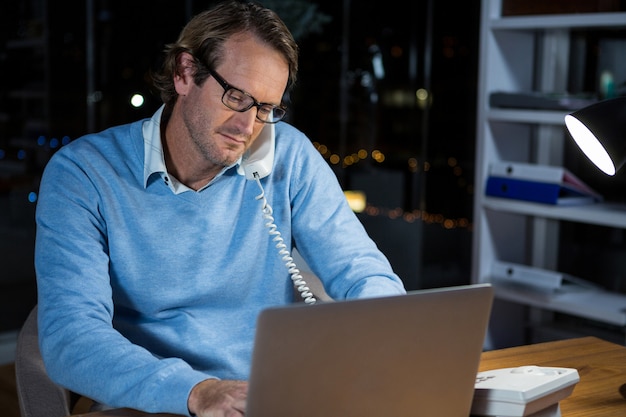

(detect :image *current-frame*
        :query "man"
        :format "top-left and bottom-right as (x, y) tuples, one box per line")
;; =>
(34, 1), (406, 416)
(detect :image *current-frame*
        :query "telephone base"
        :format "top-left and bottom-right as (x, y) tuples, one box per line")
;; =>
(471, 366), (578, 417)
(470, 403), (561, 417)
(471, 403), (561, 417)
(529, 403), (560, 417)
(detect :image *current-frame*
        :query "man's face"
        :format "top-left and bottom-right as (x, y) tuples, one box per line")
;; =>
(175, 33), (289, 171)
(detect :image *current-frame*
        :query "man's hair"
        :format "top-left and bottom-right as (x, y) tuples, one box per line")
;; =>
(152, 0), (299, 108)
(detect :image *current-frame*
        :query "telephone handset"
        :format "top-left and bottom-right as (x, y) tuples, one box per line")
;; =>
(238, 123), (275, 180)
(240, 123), (317, 304)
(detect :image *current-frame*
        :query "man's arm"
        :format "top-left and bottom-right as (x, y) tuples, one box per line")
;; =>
(35, 141), (208, 416)
(273, 124), (406, 299)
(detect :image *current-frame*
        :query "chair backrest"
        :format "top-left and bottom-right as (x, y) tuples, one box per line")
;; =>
(14, 305), (73, 417)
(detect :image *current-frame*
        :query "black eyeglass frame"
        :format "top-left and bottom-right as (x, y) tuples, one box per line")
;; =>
(208, 68), (287, 124)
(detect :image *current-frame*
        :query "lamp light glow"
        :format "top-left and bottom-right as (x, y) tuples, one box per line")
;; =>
(564, 114), (616, 176)
(565, 97), (626, 176)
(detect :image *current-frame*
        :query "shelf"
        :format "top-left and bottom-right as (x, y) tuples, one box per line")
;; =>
(490, 12), (626, 30)
(22, 119), (49, 132)
(6, 38), (46, 49)
(531, 320), (625, 346)
(0, 160), (28, 176)
(487, 108), (569, 125)
(8, 90), (47, 100)
(475, 0), (626, 348)
(9, 137), (44, 150)
(483, 197), (626, 229)
(493, 282), (626, 327)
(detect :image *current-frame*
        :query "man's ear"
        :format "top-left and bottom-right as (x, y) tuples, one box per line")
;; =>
(174, 52), (195, 95)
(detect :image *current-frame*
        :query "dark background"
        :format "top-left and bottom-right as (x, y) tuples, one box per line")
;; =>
(3, 0), (625, 334)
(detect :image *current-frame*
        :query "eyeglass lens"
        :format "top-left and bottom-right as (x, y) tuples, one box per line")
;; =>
(222, 89), (285, 123)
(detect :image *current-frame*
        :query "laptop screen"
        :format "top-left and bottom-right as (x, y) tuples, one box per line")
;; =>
(246, 283), (493, 417)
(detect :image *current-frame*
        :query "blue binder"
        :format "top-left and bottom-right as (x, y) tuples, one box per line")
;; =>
(485, 176), (600, 206)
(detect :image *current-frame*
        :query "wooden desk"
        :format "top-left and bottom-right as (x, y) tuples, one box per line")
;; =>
(72, 336), (626, 417)
(479, 336), (626, 416)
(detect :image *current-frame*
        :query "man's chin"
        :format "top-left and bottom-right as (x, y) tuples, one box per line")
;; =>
(219, 150), (245, 168)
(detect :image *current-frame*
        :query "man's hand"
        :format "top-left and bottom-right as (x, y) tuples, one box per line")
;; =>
(188, 379), (248, 417)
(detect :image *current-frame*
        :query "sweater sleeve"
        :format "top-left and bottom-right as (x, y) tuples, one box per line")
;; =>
(34, 139), (208, 416)
(272, 124), (406, 299)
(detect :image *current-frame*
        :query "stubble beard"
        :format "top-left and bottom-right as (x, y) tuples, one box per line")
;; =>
(185, 113), (248, 169)
(192, 129), (241, 168)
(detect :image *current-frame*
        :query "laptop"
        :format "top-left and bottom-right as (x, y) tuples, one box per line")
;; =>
(246, 283), (494, 417)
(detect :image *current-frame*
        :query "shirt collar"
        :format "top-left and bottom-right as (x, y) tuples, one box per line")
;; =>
(142, 105), (241, 194)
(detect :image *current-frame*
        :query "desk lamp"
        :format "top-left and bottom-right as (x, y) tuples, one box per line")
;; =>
(565, 97), (626, 402)
(564, 96), (626, 176)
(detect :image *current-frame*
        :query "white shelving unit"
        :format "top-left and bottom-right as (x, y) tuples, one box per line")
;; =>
(472, 0), (626, 349)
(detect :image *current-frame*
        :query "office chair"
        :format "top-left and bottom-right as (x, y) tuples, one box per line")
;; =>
(14, 305), (80, 417)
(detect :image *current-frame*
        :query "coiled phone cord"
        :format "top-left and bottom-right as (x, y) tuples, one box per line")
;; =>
(254, 174), (316, 304)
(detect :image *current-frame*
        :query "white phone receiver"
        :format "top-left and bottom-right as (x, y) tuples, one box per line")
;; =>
(238, 123), (275, 180)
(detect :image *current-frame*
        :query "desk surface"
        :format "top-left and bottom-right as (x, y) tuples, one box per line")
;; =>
(72, 336), (626, 417)
(479, 336), (626, 416)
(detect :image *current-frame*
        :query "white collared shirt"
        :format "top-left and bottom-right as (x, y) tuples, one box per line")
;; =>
(142, 105), (240, 194)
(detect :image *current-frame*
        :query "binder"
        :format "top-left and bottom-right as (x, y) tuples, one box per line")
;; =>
(486, 162), (602, 206)
(491, 261), (600, 291)
(489, 161), (599, 196)
(492, 261), (564, 290)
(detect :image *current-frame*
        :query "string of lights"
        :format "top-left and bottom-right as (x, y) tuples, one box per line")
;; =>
(1, 136), (473, 230)
(312, 141), (473, 230)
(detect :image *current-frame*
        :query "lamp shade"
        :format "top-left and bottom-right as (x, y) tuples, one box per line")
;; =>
(564, 96), (626, 176)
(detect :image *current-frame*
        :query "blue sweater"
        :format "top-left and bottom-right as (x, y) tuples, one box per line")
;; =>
(34, 108), (405, 415)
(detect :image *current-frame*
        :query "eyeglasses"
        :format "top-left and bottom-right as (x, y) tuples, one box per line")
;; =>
(208, 68), (287, 124)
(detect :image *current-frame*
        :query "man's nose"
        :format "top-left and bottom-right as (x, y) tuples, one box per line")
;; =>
(232, 108), (258, 136)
